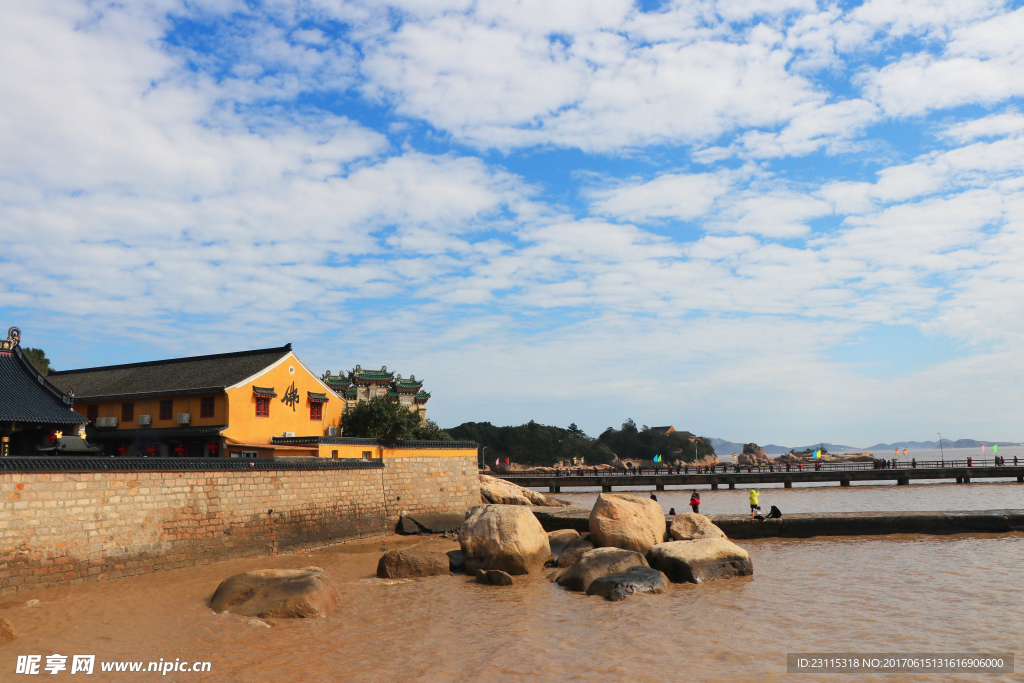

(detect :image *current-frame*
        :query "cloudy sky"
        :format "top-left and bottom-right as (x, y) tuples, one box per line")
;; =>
(3, 0), (1024, 446)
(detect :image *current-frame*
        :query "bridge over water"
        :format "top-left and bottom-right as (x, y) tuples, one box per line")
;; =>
(496, 459), (1024, 492)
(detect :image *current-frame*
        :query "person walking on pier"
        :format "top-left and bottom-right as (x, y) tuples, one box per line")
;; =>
(690, 491), (700, 514)
(749, 489), (760, 518)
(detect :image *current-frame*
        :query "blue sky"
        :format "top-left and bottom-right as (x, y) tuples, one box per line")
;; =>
(3, 0), (1024, 446)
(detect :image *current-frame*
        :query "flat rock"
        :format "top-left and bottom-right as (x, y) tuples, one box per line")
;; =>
(668, 513), (726, 541)
(590, 493), (667, 553)
(546, 529), (580, 565)
(647, 539), (753, 584)
(556, 547), (649, 593)
(211, 567), (339, 619)
(376, 549), (452, 579)
(397, 516), (421, 534)
(406, 512), (465, 533)
(461, 505), (551, 575)
(586, 566), (669, 601)
(0, 618), (16, 642)
(480, 475), (571, 507)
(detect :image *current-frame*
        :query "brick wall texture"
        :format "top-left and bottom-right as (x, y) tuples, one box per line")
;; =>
(0, 455), (480, 594)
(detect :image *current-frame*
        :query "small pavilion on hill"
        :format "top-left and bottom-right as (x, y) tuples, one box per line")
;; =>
(0, 326), (90, 456)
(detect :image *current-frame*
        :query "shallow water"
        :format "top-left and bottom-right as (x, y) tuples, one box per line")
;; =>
(2, 480), (1023, 682)
(545, 477), (1024, 516)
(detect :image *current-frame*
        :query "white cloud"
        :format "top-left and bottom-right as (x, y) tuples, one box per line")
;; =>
(587, 170), (739, 222)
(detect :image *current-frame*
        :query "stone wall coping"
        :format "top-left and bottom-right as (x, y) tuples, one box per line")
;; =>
(0, 457), (384, 473)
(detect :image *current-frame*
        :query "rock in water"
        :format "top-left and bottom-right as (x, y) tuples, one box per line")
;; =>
(210, 567), (339, 618)
(589, 493), (667, 553)
(647, 539), (753, 584)
(376, 549), (452, 579)
(0, 618), (17, 642)
(447, 549), (465, 573)
(556, 547), (649, 592)
(546, 529), (580, 565)
(586, 566), (669, 601)
(475, 568), (515, 585)
(480, 475), (571, 507)
(461, 505), (551, 575)
(668, 513), (726, 541)
(486, 570), (515, 586)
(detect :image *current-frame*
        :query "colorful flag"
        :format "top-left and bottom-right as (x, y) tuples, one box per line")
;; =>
(993, 444), (998, 454)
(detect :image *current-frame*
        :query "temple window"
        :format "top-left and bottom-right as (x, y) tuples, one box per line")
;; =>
(200, 397), (215, 418)
(122, 402), (134, 423)
(256, 396), (270, 417)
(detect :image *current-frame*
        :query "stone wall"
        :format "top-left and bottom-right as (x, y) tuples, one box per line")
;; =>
(382, 455), (479, 525)
(0, 455), (480, 595)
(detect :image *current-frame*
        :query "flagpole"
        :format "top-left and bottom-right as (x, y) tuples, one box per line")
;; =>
(938, 433), (944, 467)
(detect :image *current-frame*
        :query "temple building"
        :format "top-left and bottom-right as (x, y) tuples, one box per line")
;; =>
(49, 343), (338, 458)
(0, 327), (91, 456)
(321, 365), (430, 421)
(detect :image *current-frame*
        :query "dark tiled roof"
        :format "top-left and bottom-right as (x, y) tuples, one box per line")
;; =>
(253, 386), (278, 397)
(36, 436), (102, 454)
(87, 425), (228, 441)
(50, 344), (292, 401)
(307, 391), (329, 402)
(0, 348), (89, 425)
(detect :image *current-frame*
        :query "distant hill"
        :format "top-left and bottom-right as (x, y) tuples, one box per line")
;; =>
(867, 439), (1022, 450)
(713, 438), (863, 456)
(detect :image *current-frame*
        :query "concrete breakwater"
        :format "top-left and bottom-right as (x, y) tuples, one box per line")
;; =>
(530, 507), (1024, 539)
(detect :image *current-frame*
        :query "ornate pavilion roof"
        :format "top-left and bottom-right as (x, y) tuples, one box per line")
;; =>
(323, 365), (428, 402)
(0, 327), (89, 426)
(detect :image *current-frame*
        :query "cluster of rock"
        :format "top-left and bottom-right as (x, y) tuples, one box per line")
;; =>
(776, 451), (874, 463)
(459, 492), (752, 601)
(209, 493), (753, 621)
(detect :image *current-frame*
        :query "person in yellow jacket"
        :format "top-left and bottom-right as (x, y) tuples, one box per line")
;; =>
(749, 489), (760, 518)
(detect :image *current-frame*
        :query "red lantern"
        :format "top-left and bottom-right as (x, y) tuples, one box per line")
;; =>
(206, 443), (218, 457)
(146, 446), (158, 457)
(173, 445), (185, 457)
(47, 433), (58, 444)
(116, 444), (127, 456)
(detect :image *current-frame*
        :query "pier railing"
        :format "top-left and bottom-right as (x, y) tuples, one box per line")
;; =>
(499, 457), (1020, 478)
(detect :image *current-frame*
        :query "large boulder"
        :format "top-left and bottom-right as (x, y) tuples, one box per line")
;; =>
(0, 618), (16, 642)
(589, 493), (667, 553)
(210, 567), (339, 618)
(737, 443), (771, 465)
(480, 475), (571, 507)
(647, 539), (753, 584)
(556, 547), (649, 592)
(546, 529), (580, 565)
(376, 549), (452, 579)
(668, 513), (726, 541)
(586, 566), (669, 601)
(461, 505), (551, 575)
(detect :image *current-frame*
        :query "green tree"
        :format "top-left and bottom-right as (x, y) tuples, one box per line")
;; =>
(23, 347), (50, 374)
(446, 420), (616, 467)
(598, 421), (714, 463)
(341, 395), (424, 440)
(416, 419), (453, 441)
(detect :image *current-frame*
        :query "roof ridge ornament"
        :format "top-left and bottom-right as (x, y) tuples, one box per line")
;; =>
(1, 327), (20, 351)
